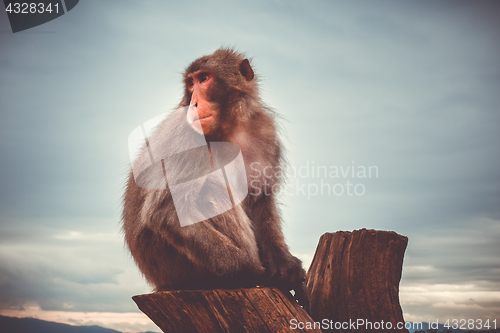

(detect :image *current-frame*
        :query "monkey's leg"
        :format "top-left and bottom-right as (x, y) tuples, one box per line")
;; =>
(149, 204), (265, 288)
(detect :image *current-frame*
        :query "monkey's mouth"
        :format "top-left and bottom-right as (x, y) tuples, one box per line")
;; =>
(195, 114), (212, 121)
(186, 106), (213, 131)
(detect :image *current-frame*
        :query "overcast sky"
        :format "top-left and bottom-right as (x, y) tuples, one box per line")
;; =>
(1, 1), (499, 332)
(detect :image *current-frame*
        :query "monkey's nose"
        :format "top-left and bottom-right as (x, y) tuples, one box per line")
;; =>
(193, 103), (198, 107)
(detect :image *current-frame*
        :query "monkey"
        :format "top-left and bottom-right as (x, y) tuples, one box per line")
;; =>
(122, 48), (309, 308)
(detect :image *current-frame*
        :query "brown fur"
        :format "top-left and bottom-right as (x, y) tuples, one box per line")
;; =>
(122, 48), (308, 307)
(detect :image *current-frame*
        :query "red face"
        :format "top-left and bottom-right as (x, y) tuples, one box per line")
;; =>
(185, 70), (218, 136)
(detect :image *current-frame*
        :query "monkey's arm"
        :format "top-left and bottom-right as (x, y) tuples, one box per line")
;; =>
(247, 195), (306, 287)
(247, 195), (309, 309)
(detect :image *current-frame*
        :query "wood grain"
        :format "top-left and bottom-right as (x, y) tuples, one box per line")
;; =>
(133, 287), (320, 333)
(306, 229), (409, 333)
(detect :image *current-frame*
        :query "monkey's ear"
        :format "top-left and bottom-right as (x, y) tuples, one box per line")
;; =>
(239, 59), (254, 81)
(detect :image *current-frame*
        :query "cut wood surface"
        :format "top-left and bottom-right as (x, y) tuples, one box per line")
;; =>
(306, 229), (409, 333)
(133, 287), (320, 333)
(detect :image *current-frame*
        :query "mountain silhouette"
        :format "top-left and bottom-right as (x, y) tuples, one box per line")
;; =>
(0, 315), (122, 333)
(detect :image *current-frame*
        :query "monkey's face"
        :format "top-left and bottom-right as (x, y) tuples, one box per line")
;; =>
(185, 70), (222, 137)
(183, 51), (256, 139)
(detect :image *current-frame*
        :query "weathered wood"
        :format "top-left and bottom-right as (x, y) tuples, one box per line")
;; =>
(133, 287), (321, 333)
(306, 229), (409, 333)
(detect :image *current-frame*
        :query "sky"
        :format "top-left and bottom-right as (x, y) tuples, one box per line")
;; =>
(0, 1), (499, 332)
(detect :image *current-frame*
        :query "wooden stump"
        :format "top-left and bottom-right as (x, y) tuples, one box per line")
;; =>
(133, 287), (321, 333)
(306, 229), (409, 333)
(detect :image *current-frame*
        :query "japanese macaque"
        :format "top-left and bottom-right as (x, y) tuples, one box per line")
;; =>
(122, 48), (308, 308)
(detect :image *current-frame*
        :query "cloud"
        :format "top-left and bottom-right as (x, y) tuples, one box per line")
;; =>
(0, 222), (151, 313)
(401, 283), (500, 322)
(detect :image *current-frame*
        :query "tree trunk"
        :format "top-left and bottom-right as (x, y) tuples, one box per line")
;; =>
(133, 287), (320, 333)
(306, 229), (409, 333)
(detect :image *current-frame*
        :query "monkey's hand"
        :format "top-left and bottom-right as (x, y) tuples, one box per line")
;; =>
(262, 252), (305, 290)
(262, 253), (309, 310)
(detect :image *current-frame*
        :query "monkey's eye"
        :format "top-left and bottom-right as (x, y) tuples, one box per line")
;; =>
(199, 73), (209, 83)
(187, 78), (194, 87)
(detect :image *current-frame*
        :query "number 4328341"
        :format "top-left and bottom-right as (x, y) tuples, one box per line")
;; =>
(5, 2), (59, 14)
(444, 318), (496, 330)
